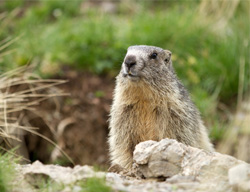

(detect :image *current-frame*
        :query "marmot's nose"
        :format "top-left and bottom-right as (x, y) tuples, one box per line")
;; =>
(124, 55), (136, 70)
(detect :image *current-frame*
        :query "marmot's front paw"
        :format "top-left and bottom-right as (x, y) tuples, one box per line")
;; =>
(108, 164), (136, 177)
(108, 164), (125, 173)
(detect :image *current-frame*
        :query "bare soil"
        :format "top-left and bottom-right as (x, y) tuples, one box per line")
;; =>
(23, 67), (115, 168)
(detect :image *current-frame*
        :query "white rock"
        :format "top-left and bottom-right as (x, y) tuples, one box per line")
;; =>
(228, 163), (250, 192)
(133, 140), (157, 164)
(15, 138), (250, 192)
(21, 160), (106, 186)
(133, 138), (249, 192)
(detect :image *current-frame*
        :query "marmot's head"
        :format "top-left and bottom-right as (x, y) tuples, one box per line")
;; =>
(120, 45), (172, 82)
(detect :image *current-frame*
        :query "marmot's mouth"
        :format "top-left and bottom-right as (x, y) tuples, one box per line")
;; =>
(128, 73), (140, 81)
(122, 72), (139, 81)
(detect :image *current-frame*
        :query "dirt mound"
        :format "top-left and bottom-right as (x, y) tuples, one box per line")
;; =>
(23, 68), (114, 168)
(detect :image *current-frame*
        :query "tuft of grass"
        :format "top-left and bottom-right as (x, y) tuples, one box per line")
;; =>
(0, 64), (74, 165)
(52, 156), (72, 167)
(36, 178), (64, 192)
(78, 177), (112, 192)
(0, 152), (18, 192)
(32, 176), (111, 192)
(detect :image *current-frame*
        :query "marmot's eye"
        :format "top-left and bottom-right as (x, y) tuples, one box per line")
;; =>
(150, 53), (157, 59)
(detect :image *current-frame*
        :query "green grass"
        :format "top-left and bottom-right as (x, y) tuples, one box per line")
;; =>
(0, 0), (249, 142)
(37, 177), (112, 192)
(0, 154), (110, 192)
(37, 178), (64, 192)
(0, 152), (18, 192)
(1, 1), (248, 98)
(0, 151), (111, 192)
(78, 177), (112, 192)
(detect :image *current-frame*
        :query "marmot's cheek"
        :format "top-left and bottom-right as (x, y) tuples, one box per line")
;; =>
(122, 64), (129, 75)
(122, 65), (127, 74)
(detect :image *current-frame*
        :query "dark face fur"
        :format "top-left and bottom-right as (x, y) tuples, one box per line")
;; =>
(121, 45), (172, 82)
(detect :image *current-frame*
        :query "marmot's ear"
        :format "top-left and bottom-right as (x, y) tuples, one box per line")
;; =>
(164, 50), (172, 63)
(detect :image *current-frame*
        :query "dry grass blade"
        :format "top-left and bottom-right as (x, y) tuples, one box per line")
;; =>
(0, 65), (74, 164)
(0, 49), (16, 58)
(217, 33), (250, 163)
(0, 35), (23, 52)
(26, 129), (74, 165)
(217, 98), (250, 163)
(0, 145), (30, 163)
(199, 0), (240, 31)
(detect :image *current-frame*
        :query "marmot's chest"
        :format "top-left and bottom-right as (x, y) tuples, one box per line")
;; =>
(128, 101), (160, 142)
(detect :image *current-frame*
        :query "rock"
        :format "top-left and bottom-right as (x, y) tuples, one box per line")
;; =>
(15, 160), (106, 191)
(228, 164), (250, 192)
(13, 139), (249, 192)
(133, 140), (157, 164)
(21, 160), (105, 186)
(133, 138), (249, 192)
(133, 139), (184, 178)
(106, 172), (173, 192)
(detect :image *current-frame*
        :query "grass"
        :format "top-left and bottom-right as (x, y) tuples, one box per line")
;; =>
(35, 176), (112, 192)
(0, 0), (249, 143)
(0, 151), (109, 192)
(0, 152), (18, 192)
(36, 178), (64, 192)
(0, 64), (74, 165)
(0, 151), (111, 192)
(78, 177), (112, 192)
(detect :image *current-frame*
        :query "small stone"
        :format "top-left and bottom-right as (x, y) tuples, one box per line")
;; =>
(133, 140), (157, 164)
(148, 161), (180, 178)
(228, 163), (250, 185)
(62, 186), (72, 192)
(72, 186), (82, 192)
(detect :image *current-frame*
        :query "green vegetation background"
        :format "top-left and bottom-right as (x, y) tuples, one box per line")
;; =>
(0, 0), (249, 143)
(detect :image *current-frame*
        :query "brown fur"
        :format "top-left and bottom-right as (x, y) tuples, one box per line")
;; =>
(108, 45), (214, 169)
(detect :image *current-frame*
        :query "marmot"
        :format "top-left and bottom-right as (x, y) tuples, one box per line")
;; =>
(108, 45), (214, 169)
